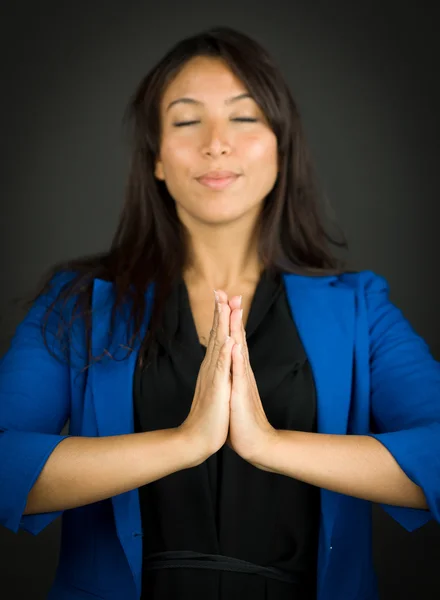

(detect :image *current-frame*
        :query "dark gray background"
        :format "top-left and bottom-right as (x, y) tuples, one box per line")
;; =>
(1, 1), (439, 599)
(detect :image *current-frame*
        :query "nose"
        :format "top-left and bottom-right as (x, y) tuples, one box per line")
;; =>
(201, 125), (232, 158)
(205, 145), (230, 158)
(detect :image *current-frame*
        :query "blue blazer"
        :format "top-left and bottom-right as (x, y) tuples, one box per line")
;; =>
(1, 269), (439, 600)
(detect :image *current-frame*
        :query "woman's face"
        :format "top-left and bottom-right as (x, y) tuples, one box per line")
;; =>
(155, 56), (278, 226)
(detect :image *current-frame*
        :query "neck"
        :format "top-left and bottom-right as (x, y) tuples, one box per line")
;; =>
(182, 239), (264, 293)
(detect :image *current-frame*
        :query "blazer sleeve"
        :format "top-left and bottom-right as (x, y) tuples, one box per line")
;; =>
(0, 272), (74, 535)
(361, 271), (440, 531)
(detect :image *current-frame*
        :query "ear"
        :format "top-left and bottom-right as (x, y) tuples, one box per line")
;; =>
(155, 158), (165, 181)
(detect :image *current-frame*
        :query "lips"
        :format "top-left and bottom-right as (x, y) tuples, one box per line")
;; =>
(197, 170), (239, 180)
(196, 171), (241, 190)
(197, 174), (240, 190)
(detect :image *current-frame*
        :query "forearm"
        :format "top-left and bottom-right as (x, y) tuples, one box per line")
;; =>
(23, 428), (199, 514)
(252, 431), (429, 510)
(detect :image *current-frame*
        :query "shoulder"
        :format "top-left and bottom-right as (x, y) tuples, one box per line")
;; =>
(283, 269), (390, 305)
(32, 269), (89, 324)
(335, 270), (418, 351)
(333, 270), (396, 335)
(334, 269), (389, 295)
(39, 269), (96, 304)
(48, 269), (84, 290)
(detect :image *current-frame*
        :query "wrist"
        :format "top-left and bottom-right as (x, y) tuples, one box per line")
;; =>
(247, 428), (283, 470)
(174, 427), (209, 468)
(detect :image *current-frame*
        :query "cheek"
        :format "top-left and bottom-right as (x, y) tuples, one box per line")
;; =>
(161, 139), (194, 174)
(159, 141), (196, 199)
(244, 134), (278, 174)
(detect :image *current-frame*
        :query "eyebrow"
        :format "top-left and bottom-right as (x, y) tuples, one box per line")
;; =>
(166, 92), (253, 112)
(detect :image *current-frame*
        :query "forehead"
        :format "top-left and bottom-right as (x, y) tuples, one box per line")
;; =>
(161, 57), (248, 104)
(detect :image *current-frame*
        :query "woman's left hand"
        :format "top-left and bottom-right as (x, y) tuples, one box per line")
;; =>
(225, 296), (280, 464)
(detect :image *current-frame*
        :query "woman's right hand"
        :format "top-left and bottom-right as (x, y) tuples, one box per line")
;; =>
(177, 290), (234, 462)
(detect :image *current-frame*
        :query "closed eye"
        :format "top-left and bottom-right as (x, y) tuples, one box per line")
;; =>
(173, 118), (258, 127)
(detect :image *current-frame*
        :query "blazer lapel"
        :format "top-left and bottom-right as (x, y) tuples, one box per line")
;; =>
(282, 272), (356, 561)
(90, 279), (155, 436)
(90, 278), (155, 598)
(282, 273), (355, 434)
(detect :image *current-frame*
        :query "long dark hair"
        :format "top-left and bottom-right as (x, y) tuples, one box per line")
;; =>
(17, 26), (350, 373)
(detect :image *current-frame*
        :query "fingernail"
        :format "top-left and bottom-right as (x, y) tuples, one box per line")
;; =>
(238, 295), (242, 307)
(239, 309), (243, 320)
(214, 289), (219, 303)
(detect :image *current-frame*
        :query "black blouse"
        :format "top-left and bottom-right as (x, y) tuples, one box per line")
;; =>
(133, 269), (321, 599)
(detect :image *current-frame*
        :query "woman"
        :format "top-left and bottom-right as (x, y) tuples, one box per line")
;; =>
(1, 26), (439, 600)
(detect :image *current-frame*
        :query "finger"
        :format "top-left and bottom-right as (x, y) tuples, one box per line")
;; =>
(216, 289), (229, 304)
(233, 307), (251, 368)
(216, 289), (230, 348)
(231, 342), (246, 387)
(207, 289), (230, 369)
(230, 304), (246, 348)
(212, 335), (234, 388)
(204, 289), (221, 366)
(228, 295), (242, 312)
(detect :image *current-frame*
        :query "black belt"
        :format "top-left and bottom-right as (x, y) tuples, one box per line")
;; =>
(143, 550), (301, 585)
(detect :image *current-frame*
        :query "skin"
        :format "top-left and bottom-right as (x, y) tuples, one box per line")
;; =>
(154, 55), (278, 297)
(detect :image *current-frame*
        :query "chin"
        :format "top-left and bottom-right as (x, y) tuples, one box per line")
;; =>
(196, 210), (244, 225)
(178, 198), (261, 225)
